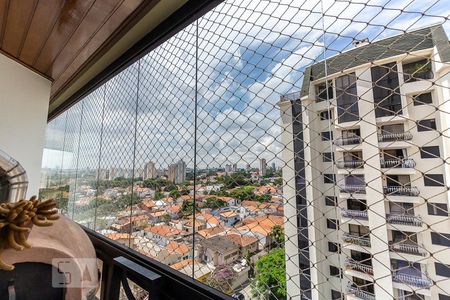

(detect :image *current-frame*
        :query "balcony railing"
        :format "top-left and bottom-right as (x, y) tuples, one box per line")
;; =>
(378, 132), (413, 142)
(387, 214), (423, 226)
(83, 226), (233, 300)
(392, 272), (433, 288)
(347, 286), (376, 300)
(389, 242), (428, 256)
(345, 259), (373, 275)
(380, 159), (416, 169)
(383, 186), (419, 196)
(336, 160), (364, 169)
(339, 185), (366, 194)
(343, 233), (371, 247)
(341, 209), (369, 220)
(335, 136), (362, 146)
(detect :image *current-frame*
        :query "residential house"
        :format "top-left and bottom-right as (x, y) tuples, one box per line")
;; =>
(182, 218), (207, 234)
(156, 241), (191, 266)
(166, 204), (181, 219)
(197, 226), (227, 239)
(144, 224), (183, 246)
(104, 233), (134, 247)
(200, 236), (240, 267)
(224, 233), (258, 256)
(148, 211), (167, 224)
(219, 211), (240, 227)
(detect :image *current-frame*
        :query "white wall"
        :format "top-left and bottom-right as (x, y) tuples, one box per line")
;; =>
(0, 54), (51, 198)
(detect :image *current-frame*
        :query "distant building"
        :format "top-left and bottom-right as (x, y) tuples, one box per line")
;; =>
(200, 236), (240, 267)
(246, 164), (251, 171)
(143, 161), (157, 180)
(135, 167), (144, 179)
(232, 163), (238, 172)
(271, 162), (276, 171)
(225, 164), (232, 174)
(168, 160), (186, 184)
(259, 158), (267, 176)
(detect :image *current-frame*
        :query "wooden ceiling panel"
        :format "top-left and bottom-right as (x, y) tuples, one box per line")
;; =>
(49, 0), (124, 79)
(19, 0), (65, 66)
(33, 0), (96, 73)
(50, 0), (144, 97)
(2, 0), (37, 57)
(0, 0), (199, 117)
(0, 0), (8, 44)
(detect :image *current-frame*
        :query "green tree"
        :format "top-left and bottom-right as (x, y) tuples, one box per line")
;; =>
(154, 191), (164, 200)
(169, 190), (181, 199)
(164, 183), (178, 192)
(180, 200), (198, 216)
(252, 248), (286, 300)
(162, 213), (171, 224)
(113, 194), (141, 210)
(229, 186), (256, 201)
(269, 225), (285, 249)
(273, 178), (283, 186)
(204, 197), (227, 209)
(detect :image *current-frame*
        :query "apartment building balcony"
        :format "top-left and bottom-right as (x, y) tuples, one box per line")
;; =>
(343, 233), (371, 247)
(389, 242), (428, 257)
(336, 160), (364, 169)
(340, 185), (366, 194)
(380, 159), (416, 169)
(341, 209), (369, 220)
(392, 273), (433, 289)
(383, 186), (419, 197)
(335, 136), (362, 146)
(347, 286), (376, 300)
(378, 132), (413, 143)
(344, 259), (374, 275)
(387, 214), (423, 227)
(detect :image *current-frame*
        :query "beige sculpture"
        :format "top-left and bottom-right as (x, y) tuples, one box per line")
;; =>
(0, 196), (59, 270)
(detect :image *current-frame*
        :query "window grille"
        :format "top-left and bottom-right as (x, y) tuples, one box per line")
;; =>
(40, 0), (450, 299)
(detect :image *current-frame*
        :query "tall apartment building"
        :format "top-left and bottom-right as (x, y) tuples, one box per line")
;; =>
(168, 160), (186, 184)
(260, 158), (267, 176)
(143, 161), (157, 180)
(281, 25), (450, 300)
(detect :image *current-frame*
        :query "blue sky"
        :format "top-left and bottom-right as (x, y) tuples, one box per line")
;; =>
(42, 0), (450, 171)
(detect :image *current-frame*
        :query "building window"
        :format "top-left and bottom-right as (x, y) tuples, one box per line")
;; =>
(315, 81), (333, 102)
(324, 174), (336, 184)
(435, 263), (450, 278)
(417, 119), (436, 132)
(336, 73), (359, 123)
(328, 242), (340, 253)
(403, 59), (433, 82)
(424, 174), (444, 186)
(428, 203), (448, 216)
(325, 196), (337, 206)
(331, 290), (342, 300)
(327, 219), (339, 229)
(330, 266), (342, 277)
(320, 110), (332, 120)
(323, 152), (334, 162)
(420, 146), (440, 158)
(439, 294), (450, 300)
(431, 232), (450, 246)
(322, 131), (333, 141)
(413, 92), (433, 105)
(371, 62), (402, 117)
